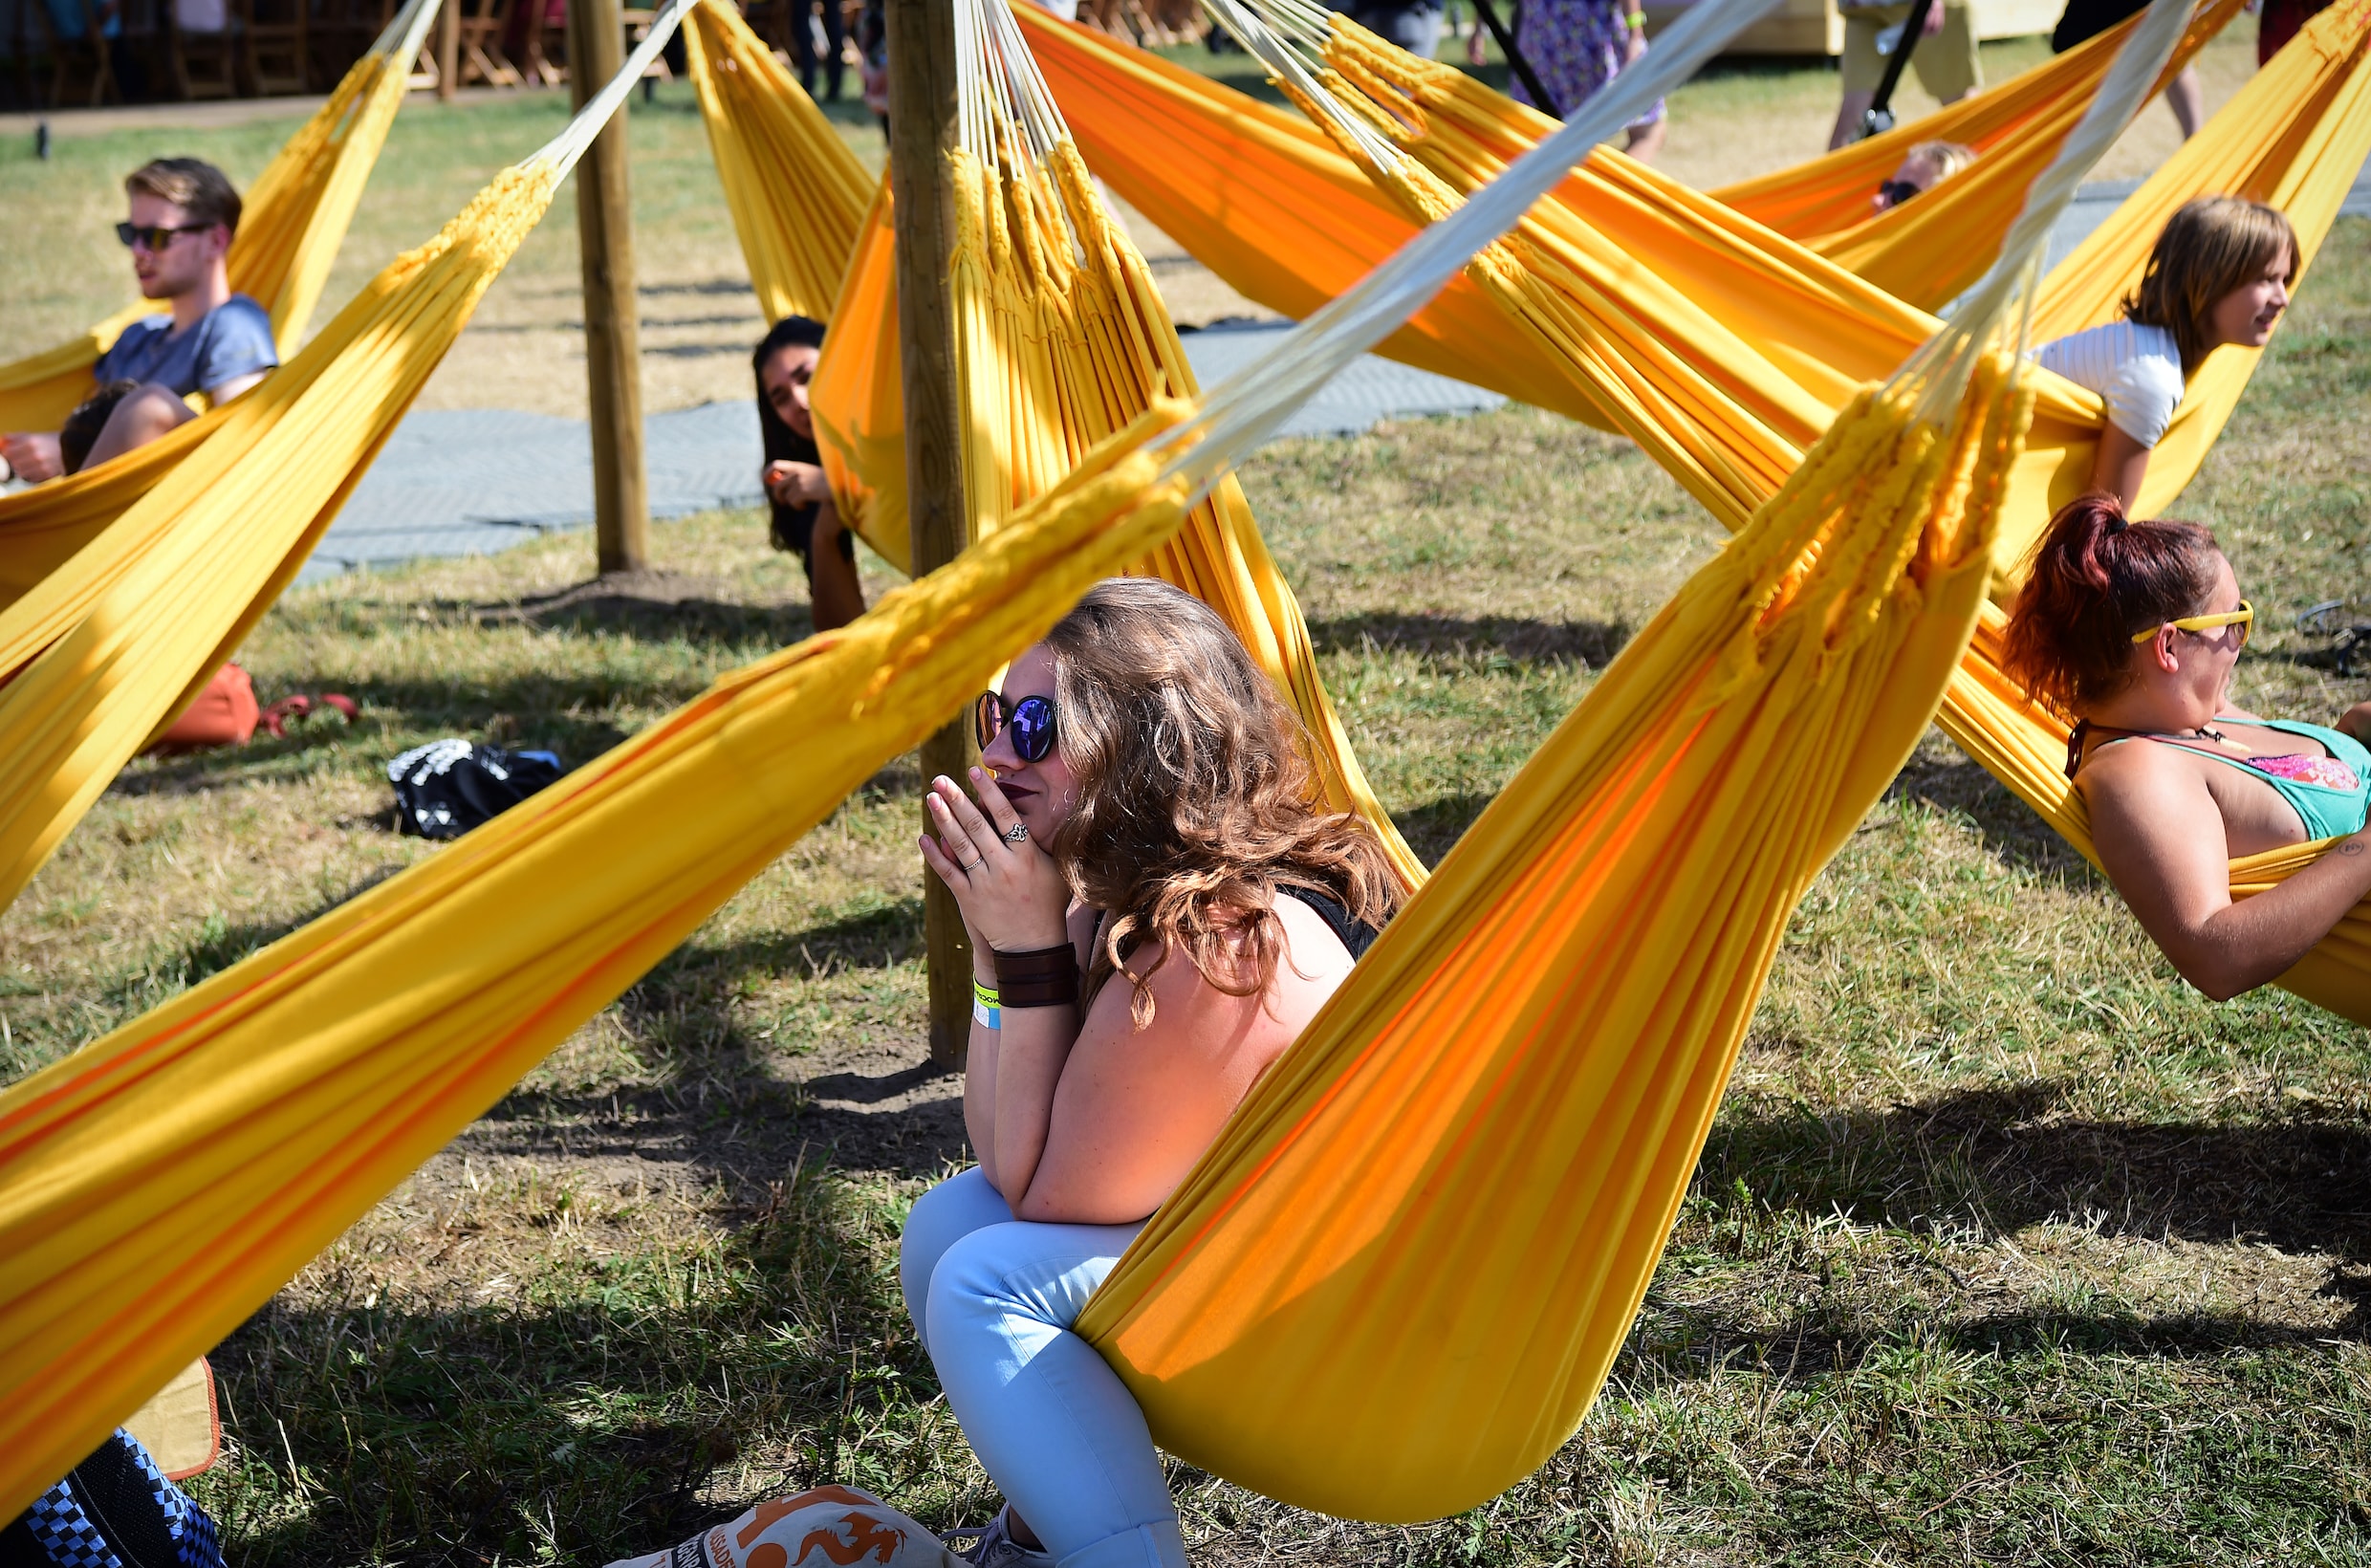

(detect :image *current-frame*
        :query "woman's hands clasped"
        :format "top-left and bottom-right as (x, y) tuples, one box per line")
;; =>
(920, 769), (1070, 954)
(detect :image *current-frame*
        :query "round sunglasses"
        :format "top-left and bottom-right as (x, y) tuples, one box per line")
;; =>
(975, 691), (1056, 763)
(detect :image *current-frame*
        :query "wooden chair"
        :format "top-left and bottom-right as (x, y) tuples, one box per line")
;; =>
(31, 0), (121, 106)
(512, 0), (564, 86)
(453, 0), (524, 85)
(738, 0), (792, 53)
(238, 0), (308, 92)
(168, 0), (241, 98)
(308, 0), (390, 92)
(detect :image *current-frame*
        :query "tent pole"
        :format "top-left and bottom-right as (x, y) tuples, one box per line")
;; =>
(886, 0), (976, 1070)
(571, 0), (650, 576)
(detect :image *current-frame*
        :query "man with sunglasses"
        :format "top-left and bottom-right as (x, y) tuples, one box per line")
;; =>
(2, 159), (275, 484)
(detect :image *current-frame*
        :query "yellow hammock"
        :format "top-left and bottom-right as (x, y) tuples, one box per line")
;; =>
(1131, 0), (2371, 1024)
(0, 0), (446, 434)
(0, 0), (2034, 1490)
(1017, 0), (2360, 533)
(686, 0), (1419, 882)
(0, 4), (688, 922)
(1708, 0), (2242, 305)
(681, 0), (873, 324)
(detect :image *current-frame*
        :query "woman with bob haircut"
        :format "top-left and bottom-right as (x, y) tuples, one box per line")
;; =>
(2036, 196), (2295, 508)
(906, 577), (1403, 1565)
(2004, 495), (2371, 1001)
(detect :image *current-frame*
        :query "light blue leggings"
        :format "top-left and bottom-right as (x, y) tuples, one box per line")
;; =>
(901, 1167), (1189, 1568)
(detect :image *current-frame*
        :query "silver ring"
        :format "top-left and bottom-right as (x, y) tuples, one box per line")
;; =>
(1003, 821), (1031, 843)
(955, 851), (982, 871)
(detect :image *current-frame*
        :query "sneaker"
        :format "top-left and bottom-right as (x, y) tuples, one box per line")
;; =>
(939, 1507), (1055, 1567)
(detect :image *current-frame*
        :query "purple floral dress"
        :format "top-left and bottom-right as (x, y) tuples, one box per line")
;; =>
(1511, 0), (1665, 127)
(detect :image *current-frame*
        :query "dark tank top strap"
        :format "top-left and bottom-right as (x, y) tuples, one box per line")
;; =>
(1276, 882), (1380, 961)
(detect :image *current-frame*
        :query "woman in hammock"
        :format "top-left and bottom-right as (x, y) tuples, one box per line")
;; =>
(2035, 196), (2294, 509)
(907, 577), (1402, 1565)
(2004, 496), (2371, 1001)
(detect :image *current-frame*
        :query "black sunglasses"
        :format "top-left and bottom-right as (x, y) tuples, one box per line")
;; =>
(116, 221), (212, 250)
(975, 691), (1056, 764)
(1875, 180), (1924, 210)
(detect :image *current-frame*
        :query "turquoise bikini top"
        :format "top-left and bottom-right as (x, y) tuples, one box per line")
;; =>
(2083, 716), (2371, 842)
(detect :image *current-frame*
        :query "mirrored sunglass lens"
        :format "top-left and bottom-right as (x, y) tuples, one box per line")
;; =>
(1011, 698), (1054, 761)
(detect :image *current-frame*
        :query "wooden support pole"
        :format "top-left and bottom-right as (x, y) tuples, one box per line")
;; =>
(885, 0), (974, 1070)
(569, 0), (649, 576)
(436, 0), (458, 102)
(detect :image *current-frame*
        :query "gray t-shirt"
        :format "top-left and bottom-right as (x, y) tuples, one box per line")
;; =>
(94, 294), (278, 400)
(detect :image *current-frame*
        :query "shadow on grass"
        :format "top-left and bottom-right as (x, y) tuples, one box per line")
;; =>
(1886, 749), (2099, 884)
(1305, 611), (1630, 668)
(462, 571), (816, 650)
(1701, 1081), (2371, 1269)
(1634, 1291), (2371, 1384)
(207, 1158), (955, 1567)
(470, 900), (964, 1183)
(1390, 792), (1498, 868)
(109, 720), (373, 799)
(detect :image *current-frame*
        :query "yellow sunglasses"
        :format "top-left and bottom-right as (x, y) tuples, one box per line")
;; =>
(2131, 599), (2252, 646)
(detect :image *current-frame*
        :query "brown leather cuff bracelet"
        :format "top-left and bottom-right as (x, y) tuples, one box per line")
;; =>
(993, 942), (1079, 1008)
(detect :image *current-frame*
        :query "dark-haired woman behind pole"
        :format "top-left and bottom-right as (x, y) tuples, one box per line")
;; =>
(754, 315), (865, 630)
(2004, 494), (2371, 1000)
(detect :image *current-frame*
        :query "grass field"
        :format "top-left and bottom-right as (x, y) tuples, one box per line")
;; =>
(5, 18), (2370, 1567)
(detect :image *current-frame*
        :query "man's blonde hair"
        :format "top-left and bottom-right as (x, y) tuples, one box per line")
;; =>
(2123, 196), (2296, 373)
(124, 158), (242, 236)
(1906, 140), (1978, 182)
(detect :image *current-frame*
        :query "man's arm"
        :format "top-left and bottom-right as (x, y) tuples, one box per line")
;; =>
(0, 433), (65, 484)
(205, 370), (267, 403)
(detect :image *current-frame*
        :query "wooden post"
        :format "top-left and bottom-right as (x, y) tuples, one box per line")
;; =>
(886, 0), (973, 1069)
(569, 0), (649, 576)
(436, 0), (458, 102)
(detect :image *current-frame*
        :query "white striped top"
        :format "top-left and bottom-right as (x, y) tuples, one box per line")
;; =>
(2035, 320), (2186, 447)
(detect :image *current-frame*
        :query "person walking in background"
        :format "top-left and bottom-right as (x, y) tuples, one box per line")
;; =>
(2257, 0), (2334, 63)
(2051, 0), (2201, 135)
(785, 0), (846, 101)
(1830, 0), (1982, 149)
(1331, 0), (1446, 59)
(1511, 0), (1667, 160)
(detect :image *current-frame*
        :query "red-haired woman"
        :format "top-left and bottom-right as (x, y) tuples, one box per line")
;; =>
(2004, 495), (2371, 1000)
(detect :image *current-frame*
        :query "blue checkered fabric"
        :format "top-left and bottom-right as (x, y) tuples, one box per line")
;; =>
(23, 1478), (120, 1568)
(16, 1430), (223, 1568)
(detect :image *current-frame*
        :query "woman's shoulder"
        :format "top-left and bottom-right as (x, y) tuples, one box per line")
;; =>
(2077, 730), (2209, 798)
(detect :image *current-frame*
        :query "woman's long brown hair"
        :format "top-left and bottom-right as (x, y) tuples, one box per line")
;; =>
(1043, 579), (1403, 1027)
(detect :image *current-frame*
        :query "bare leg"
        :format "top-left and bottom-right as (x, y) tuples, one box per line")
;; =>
(81, 382), (195, 471)
(1624, 117), (1667, 162)
(807, 503), (866, 631)
(2163, 64), (2203, 139)
(1830, 89), (1875, 150)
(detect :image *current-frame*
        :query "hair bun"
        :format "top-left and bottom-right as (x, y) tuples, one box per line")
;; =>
(2104, 513), (2129, 534)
